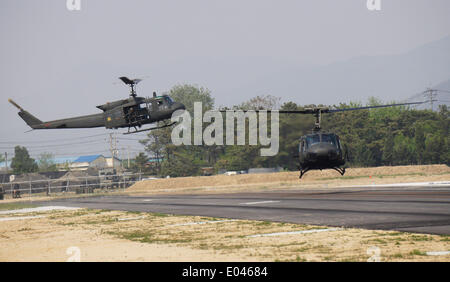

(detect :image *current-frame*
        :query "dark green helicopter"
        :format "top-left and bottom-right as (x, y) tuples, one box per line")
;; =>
(9, 77), (185, 134)
(282, 102), (426, 178)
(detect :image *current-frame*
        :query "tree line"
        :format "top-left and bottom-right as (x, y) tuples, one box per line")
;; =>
(4, 84), (449, 176)
(139, 84), (449, 177)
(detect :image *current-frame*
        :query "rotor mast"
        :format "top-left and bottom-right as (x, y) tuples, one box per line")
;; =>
(119, 77), (142, 98)
(313, 109), (322, 132)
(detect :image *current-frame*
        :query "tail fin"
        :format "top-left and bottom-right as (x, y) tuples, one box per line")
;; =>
(8, 99), (43, 128)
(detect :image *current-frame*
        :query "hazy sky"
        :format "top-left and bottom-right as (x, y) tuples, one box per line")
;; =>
(1, 0), (449, 160)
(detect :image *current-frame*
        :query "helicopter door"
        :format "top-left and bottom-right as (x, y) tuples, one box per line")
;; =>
(105, 108), (126, 129)
(158, 99), (167, 110)
(299, 139), (306, 152)
(335, 135), (342, 150)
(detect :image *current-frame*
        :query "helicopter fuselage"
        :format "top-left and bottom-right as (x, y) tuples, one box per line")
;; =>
(9, 94), (185, 133)
(297, 132), (346, 178)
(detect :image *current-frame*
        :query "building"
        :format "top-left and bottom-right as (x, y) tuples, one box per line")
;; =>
(105, 156), (122, 170)
(2, 154), (122, 173)
(0, 160), (11, 173)
(69, 155), (107, 171)
(54, 157), (78, 171)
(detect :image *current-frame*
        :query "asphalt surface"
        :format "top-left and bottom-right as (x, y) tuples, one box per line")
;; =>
(38, 185), (450, 235)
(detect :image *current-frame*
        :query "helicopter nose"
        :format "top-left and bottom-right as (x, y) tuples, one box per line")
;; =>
(174, 102), (185, 111)
(310, 144), (337, 160)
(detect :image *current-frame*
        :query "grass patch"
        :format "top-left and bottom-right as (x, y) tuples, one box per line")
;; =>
(410, 235), (433, 242)
(0, 203), (39, 211)
(391, 253), (405, 259)
(322, 175), (368, 181)
(365, 238), (388, 244)
(321, 172), (427, 181)
(295, 255), (307, 262)
(58, 222), (76, 226)
(84, 218), (116, 225)
(151, 213), (170, 217)
(294, 246), (311, 252)
(410, 249), (426, 256)
(70, 210), (91, 217)
(108, 230), (193, 244)
(256, 221), (272, 226)
(126, 211), (142, 215)
(213, 244), (246, 251)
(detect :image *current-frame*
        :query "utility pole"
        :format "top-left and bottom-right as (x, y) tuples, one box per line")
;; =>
(4, 152), (7, 173)
(109, 133), (118, 159)
(127, 146), (130, 169)
(424, 88), (438, 111)
(109, 133), (119, 171)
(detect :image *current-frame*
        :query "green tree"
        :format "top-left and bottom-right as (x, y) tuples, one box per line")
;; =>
(215, 95), (281, 171)
(160, 148), (201, 177)
(141, 84), (215, 176)
(414, 124), (426, 164)
(393, 134), (415, 165)
(168, 84), (214, 113)
(132, 152), (149, 173)
(11, 146), (38, 174)
(37, 152), (57, 172)
(139, 87), (450, 175)
(382, 132), (394, 165)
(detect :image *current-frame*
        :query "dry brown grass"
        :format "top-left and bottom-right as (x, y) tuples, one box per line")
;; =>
(128, 165), (450, 195)
(1, 208), (449, 262)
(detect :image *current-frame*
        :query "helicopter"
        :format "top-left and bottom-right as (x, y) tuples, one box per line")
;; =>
(281, 102), (427, 178)
(9, 77), (186, 135)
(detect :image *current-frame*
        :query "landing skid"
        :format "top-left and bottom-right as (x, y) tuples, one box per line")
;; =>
(299, 166), (346, 179)
(331, 166), (346, 176)
(123, 122), (177, 135)
(299, 167), (311, 179)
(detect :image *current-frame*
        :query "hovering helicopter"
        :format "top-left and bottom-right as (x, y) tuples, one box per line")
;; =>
(281, 102), (426, 178)
(9, 77), (186, 135)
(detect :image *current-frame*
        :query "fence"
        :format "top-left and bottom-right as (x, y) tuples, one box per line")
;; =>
(0, 173), (142, 200)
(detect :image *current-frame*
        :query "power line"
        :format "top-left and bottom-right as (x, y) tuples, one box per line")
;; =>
(29, 149), (111, 158)
(0, 139), (107, 150)
(0, 133), (109, 144)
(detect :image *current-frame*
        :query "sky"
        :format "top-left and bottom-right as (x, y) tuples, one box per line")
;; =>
(0, 0), (449, 161)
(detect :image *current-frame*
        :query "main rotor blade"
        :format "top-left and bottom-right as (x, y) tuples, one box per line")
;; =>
(217, 109), (311, 114)
(119, 76), (134, 85)
(327, 101), (426, 113)
(119, 77), (144, 85)
(217, 101), (426, 114)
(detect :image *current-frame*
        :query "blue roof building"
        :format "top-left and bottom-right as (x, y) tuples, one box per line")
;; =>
(73, 155), (103, 163)
(70, 155), (106, 171)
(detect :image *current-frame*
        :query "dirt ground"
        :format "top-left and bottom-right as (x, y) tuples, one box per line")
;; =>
(0, 207), (449, 262)
(128, 165), (450, 195)
(1, 165), (449, 262)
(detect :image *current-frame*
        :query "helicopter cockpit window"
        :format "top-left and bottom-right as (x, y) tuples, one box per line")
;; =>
(336, 135), (342, 150)
(321, 134), (337, 145)
(301, 140), (306, 152)
(306, 135), (320, 146)
(164, 96), (174, 105)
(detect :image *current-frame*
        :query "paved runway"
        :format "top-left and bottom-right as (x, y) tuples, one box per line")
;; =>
(38, 185), (450, 235)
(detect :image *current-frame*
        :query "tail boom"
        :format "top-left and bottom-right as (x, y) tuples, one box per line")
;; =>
(9, 99), (43, 129)
(9, 98), (105, 130)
